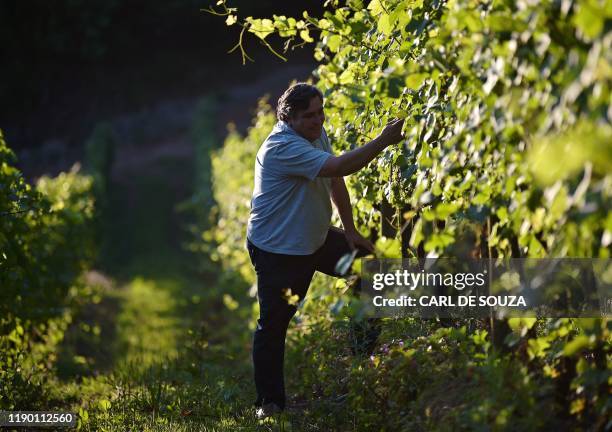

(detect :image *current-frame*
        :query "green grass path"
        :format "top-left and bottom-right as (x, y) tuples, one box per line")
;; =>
(51, 149), (307, 431)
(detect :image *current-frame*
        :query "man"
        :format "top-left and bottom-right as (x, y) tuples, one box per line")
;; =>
(246, 83), (404, 417)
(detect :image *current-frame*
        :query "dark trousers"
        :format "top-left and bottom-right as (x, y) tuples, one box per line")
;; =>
(246, 226), (371, 409)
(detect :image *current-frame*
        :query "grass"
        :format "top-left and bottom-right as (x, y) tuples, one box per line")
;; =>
(115, 276), (184, 366)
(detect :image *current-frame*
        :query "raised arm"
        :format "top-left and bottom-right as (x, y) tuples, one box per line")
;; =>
(317, 119), (404, 178)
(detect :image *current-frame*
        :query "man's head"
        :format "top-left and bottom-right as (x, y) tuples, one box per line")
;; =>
(277, 83), (325, 142)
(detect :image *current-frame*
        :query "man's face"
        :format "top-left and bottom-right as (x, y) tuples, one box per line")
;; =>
(288, 96), (325, 142)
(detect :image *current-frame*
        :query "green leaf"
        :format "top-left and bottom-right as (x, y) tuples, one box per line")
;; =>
(327, 34), (342, 52)
(508, 318), (536, 336)
(527, 337), (550, 359)
(573, 1), (604, 38)
(528, 236), (545, 257)
(367, 0), (384, 16)
(528, 121), (612, 185)
(405, 73), (428, 90)
(424, 232), (454, 251)
(300, 29), (314, 42)
(434, 203), (459, 219)
(378, 13), (393, 35)
(247, 18), (275, 40)
(563, 335), (591, 356)
(339, 68), (355, 85)
(375, 236), (402, 258)
(496, 207), (508, 224)
(79, 409), (89, 422)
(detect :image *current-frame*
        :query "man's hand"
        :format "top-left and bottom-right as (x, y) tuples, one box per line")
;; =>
(345, 228), (375, 254)
(377, 118), (405, 147)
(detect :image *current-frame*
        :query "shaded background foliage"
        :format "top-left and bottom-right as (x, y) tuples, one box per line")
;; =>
(0, 0), (324, 154)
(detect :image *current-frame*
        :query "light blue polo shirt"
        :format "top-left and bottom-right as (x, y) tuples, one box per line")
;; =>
(247, 121), (334, 255)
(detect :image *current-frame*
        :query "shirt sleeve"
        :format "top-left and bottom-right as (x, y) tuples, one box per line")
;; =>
(272, 138), (333, 180)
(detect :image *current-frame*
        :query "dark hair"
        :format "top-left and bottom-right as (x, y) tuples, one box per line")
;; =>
(276, 83), (323, 122)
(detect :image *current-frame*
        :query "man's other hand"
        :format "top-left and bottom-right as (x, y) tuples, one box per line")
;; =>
(345, 228), (375, 254)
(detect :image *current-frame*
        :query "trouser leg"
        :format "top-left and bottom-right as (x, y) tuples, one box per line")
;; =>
(252, 299), (295, 408)
(314, 227), (381, 356)
(247, 241), (314, 409)
(313, 227), (371, 277)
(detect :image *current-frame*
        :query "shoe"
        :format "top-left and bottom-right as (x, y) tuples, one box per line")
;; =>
(255, 402), (283, 419)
